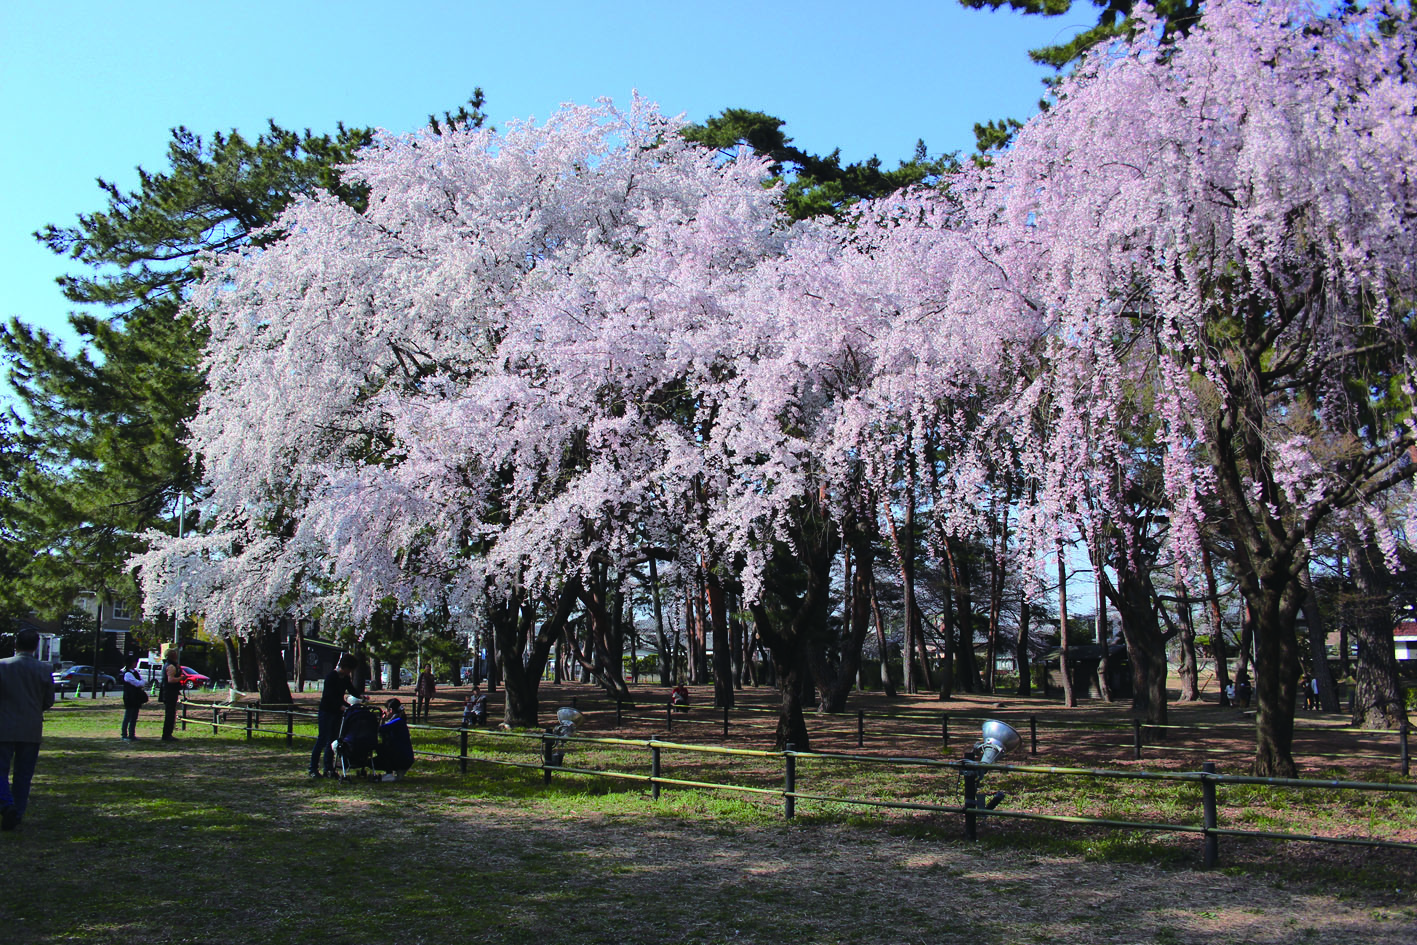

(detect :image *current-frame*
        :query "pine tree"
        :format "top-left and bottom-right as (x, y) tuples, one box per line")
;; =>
(1, 118), (386, 623)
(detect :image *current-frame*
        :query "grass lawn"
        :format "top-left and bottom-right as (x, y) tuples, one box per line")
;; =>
(1, 698), (1412, 945)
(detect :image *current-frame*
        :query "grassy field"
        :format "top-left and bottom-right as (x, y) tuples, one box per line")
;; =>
(0, 696), (1412, 945)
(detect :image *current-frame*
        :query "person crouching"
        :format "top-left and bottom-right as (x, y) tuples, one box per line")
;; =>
(373, 698), (415, 782)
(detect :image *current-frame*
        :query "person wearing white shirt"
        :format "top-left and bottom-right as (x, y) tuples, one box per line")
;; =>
(120, 657), (147, 740)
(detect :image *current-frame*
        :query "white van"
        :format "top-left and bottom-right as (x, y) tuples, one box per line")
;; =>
(134, 658), (164, 684)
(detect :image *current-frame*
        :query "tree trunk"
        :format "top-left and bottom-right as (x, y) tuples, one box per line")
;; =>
(1297, 563), (1341, 713)
(813, 518), (873, 713)
(706, 570), (734, 709)
(573, 565), (632, 703)
(753, 604), (813, 749)
(1117, 569), (1167, 727)
(239, 635), (260, 695)
(884, 492), (919, 694)
(936, 581), (955, 701)
(869, 573), (898, 698)
(495, 582), (580, 728)
(945, 538), (981, 693)
(648, 556), (672, 686)
(1057, 542), (1075, 708)
(1015, 592), (1031, 698)
(752, 504), (836, 750)
(1175, 565), (1200, 702)
(293, 621), (306, 693)
(1248, 582), (1303, 778)
(1095, 548), (1113, 703)
(1202, 542), (1232, 707)
(1235, 604), (1254, 685)
(254, 620), (293, 706)
(223, 635), (245, 691)
(1344, 529), (1410, 730)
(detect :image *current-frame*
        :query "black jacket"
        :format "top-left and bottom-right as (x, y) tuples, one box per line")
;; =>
(319, 671), (364, 713)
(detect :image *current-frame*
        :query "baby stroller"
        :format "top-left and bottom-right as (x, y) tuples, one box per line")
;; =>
(334, 700), (380, 781)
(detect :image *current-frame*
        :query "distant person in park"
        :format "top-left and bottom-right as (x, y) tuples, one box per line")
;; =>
(373, 698), (415, 781)
(160, 652), (182, 742)
(462, 685), (487, 727)
(120, 657), (147, 741)
(670, 684), (690, 712)
(0, 628), (56, 830)
(415, 666), (435, 717)
(1235, 674), (1253, 710)
(311, 654), (365, 778)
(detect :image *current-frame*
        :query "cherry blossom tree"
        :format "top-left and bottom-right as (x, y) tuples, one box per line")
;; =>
(985, 0), (1417, 775)
(137, 97), (790, 726)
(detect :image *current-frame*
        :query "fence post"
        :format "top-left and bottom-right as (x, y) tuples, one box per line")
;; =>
(460, 729), (469, 775)
(857, 710), (865, 749)
(616, 699), (622, 727)
(1029, 716), (1038, 754)
(286, 709), (293, 746)
(212, 705), (219, 734)
(245, 708), (253, 741)
(651, 743), (661, 801)
(723, 706), (729, 738)
(1133, 719), (1143, 760)
(941, 713), (949, 749)
(963, 766), (979, 841)
(784, 743), (797, 820)
(1201, 761), (1219, 868)
(181, 700), (188, 732)
(666, 702), (673, 732)
(1401, 722), (1410, 777)
(542, 732), (554, 784)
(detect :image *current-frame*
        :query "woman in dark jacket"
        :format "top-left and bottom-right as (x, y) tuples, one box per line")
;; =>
(120, 658), (147, 741)
(373, 698), (415, 781)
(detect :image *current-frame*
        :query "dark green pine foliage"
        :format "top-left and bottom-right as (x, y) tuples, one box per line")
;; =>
(0, 119), (378, 620)
(957, 0), (1201, 69)
(683, 109), (955, 220)
(962, 0), (1202, 153)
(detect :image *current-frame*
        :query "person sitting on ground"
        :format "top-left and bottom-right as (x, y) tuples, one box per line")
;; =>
(670, 684), (690, 712)
(373, 698), (415, 782)
(462, 685), (487, 727)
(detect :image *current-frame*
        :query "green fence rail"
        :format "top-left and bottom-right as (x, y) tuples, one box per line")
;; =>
(176, 695), (1416, 869)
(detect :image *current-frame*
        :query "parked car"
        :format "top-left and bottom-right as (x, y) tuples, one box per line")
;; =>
(178, 667), (211, 690)
(53, 665), (117, 692)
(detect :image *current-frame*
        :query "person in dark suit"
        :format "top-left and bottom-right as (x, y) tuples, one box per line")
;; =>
(160, 651), (182, 741)
(310, 654), (364, 778)
(0, 628), (57, 830)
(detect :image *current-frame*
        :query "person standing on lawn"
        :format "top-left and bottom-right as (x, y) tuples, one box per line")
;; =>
(160, 651), (182, 741)
(415, 665), (435, 719)
(310, 654), (364, 778)
(120, 657), (147, 740)
(0, 628), (56, 831)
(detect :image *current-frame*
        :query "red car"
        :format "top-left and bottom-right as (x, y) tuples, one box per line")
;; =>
(177, 667), (211, 690)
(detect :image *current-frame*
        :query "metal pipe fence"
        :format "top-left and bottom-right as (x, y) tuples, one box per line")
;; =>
(176, 695), (1416, 868)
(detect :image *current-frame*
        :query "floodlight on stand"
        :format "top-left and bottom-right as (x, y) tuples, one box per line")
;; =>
(976, 719), (1021, 766)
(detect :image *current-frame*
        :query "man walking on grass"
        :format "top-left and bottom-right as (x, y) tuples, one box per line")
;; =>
(0, 628), (56, 830)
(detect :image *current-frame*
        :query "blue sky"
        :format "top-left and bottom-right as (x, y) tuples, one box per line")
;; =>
(0, 0), (1071, 354)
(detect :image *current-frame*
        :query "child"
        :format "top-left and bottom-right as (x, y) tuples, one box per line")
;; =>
(462, 686), (487, 727)
(373, 698), (415, 782)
